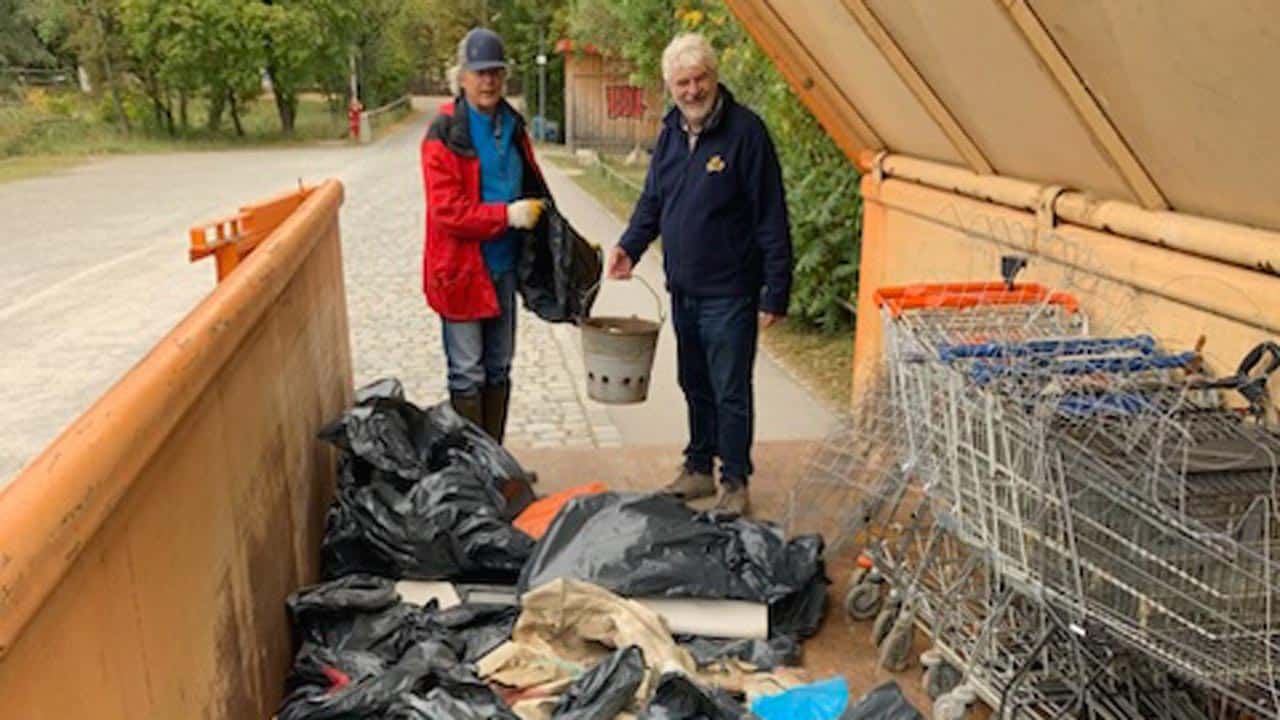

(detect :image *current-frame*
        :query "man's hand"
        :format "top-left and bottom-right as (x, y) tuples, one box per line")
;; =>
(759, 312), (781, 329)
(507, 199), (545, 229)
(606, 246), (634, 279)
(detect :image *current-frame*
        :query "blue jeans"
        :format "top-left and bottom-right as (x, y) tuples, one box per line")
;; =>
(672, 292), (758, 481)
(441, 271), (517, 394)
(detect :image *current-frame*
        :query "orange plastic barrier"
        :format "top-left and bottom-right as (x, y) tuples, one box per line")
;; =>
(514, 482), (610, 539)
(0, 180), (352, 719)
(189, 184), (317, 281)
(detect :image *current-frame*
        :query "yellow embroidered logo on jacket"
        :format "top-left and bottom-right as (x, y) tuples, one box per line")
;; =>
(706, 155), (726, 173)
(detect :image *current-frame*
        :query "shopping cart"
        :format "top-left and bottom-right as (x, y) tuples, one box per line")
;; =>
(800, 280), (1280, 718)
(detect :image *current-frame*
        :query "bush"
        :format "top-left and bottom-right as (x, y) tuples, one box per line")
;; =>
(44, 91), (81, 118)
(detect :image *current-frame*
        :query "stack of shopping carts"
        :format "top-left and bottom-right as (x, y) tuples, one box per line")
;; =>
(790, 281), (1280, 719)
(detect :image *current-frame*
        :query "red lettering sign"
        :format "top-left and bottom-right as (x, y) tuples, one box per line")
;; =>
(606, 86), (646, 119)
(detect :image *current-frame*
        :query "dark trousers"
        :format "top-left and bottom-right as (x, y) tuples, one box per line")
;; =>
(672, 292), (758, 481)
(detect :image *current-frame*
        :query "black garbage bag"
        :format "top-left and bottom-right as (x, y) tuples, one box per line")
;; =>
(388, 687), (521, 720)
(433, 603), (520, 663)
(279, 640), (456, 720)
(282, 627), (520, 720)
(517, 493), (829, 637)
(317, 379), (439, 484)
(518, 203), (603, 323)
(770, 554), (829, 638)
(424, 401), (535, 518)
(288, 574), (401, 621)
(287, 575), (416, 656)
(679, 635), (802, 670)
(321, 463), (535, 581)
(839, 681), (923, 720)
(319, 379), (535, 518)
(281, 646), (388, 709)
(639, 672), (746, 720)
(552, 645), (646, 719)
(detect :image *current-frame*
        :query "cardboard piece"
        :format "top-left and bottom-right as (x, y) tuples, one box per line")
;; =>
(396, 580), (463, 609)
(636, 597), (769, 639)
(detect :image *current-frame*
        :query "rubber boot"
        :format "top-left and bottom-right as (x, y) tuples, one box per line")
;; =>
(481, 381), (511, 444)
(450, 390), (484, 430)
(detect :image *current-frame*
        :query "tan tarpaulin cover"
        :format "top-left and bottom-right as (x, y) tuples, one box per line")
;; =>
(478, 579), (801, 719)
(726, 0), (1280, 232)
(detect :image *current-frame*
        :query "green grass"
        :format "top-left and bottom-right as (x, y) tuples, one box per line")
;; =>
(542, 148), (646, 222)
(759, 321), (853, 409)
(0, 91), (357, 162)
(0, 154), (85, 184)
(0, 89), (425, 185)
(546, 146), (854, 410)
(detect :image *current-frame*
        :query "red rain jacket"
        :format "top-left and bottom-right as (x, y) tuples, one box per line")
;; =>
(420, 97), (548, 320)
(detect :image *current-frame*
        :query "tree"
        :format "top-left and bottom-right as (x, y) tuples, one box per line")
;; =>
(119, 0), (183, 134)
(201, 1), (265, 135)
(23, 0), (132, 133)
(1, 0), (54, 66)
(347, 0), (421, 108)
(255, 0), (354, 134)
(490, 0), (569, 125)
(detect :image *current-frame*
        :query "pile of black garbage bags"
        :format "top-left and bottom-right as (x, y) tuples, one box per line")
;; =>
(279, 379), (834, 719)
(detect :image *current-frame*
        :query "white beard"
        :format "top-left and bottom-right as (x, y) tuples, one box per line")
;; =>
(678, 99), (713, 128)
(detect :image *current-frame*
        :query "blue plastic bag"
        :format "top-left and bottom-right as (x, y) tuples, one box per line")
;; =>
(750, 677), (848, 720)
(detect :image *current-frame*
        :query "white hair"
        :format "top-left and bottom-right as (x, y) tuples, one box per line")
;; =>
(661, 33), (718, 83)
(447, 64), (461, 96)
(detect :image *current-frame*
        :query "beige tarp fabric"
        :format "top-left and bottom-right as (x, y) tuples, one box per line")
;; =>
(477, 579), (803, 719)
(726, 0), (1280, 232)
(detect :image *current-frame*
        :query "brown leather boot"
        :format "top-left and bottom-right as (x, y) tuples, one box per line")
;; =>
(713, 478), (751, 516)
(481, 381), (511, 444)
(450, 390), (484, 430)
(659, 466), (716, 500)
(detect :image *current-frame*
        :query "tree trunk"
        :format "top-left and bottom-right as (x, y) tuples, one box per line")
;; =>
(273, 89), (296, 135)
(228, 91), (245, 137)
(263, 24), (296, 135)
(93, 0), (129, 135)
(206, 88), (226, 132)
(102, 56), (130, 135)
(149, 84), (175, 137)
(179, 89), (189, 131)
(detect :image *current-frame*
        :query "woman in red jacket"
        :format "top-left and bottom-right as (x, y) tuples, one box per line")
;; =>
(421, 28), (548, 442)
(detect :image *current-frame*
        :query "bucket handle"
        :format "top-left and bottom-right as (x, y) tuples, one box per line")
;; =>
(583, 273), (667, 325)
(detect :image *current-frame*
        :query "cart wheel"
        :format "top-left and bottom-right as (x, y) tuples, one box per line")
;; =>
(948, 684), (978, 705)
(870, 602), (899, 647)
(932, 696), (968, 720)
(845, 578), (883, 620)
(923, 661), (963, 699)
(877, 617), (915, 671)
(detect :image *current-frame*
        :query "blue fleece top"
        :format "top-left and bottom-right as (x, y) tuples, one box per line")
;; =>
(468, 103), (523, 274)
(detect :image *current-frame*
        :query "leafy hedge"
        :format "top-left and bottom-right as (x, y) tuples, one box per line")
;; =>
(569, 1), (862, 331)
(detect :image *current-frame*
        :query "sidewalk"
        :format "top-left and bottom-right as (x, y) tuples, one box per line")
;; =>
(536, 154), (835, 448)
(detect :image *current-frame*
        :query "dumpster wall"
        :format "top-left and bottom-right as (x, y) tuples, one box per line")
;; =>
(0, 180), (352, 719)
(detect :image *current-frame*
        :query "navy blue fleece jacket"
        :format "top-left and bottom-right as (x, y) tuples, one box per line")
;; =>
(619, 86), (793, 315)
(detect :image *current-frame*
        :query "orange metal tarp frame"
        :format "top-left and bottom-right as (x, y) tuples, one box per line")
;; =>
(873, 282), (1080, 318)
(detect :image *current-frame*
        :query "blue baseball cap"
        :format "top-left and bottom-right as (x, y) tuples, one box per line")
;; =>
(461, 28), (508, 72)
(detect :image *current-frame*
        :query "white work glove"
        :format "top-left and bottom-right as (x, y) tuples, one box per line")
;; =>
(507, 199), (545, 230)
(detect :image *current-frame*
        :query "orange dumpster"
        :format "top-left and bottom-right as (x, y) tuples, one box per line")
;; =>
(0, 180), (352, 719)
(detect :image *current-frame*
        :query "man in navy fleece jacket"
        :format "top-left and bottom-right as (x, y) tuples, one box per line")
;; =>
(607, 32), (793, 516)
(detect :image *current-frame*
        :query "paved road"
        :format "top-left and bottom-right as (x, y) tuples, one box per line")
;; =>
(0, 107), (831, 486)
